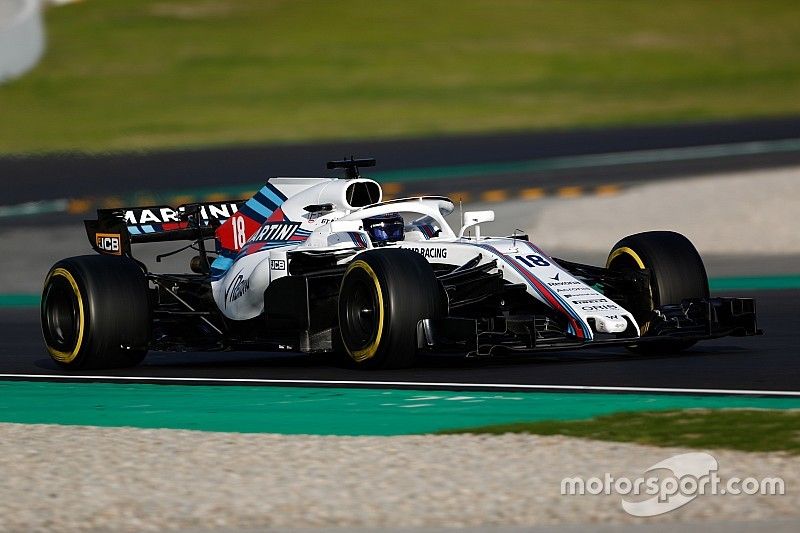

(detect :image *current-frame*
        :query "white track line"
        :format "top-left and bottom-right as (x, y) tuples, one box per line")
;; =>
(0, 373), (799, 397)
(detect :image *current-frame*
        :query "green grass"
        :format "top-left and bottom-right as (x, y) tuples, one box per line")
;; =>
(2, 0), (800, 153)
(442, 409), (800, 454)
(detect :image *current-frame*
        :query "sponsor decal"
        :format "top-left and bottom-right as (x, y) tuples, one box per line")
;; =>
(308, 213), (333, 224)
(219, 212), (263, 253)
(550, 280), (581, 286)
(124, 203), (239, 225)
(407, 247), (448, 259)
(95, 233), (121, 255)
(551, 273), (560, 281)
(581, 304), (619, 311)
(224, 269), (249, 308)
(572, 298), (608, 304)
(251, 222), (302, 242)
(562, 293), (598, 298)
(270, 259), (286, 271)
(476, 241), (592, 340)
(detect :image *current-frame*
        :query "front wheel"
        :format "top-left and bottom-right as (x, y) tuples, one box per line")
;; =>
(41, 255), (151, 369)
(607, 231), (709, 355)
(338, 249), (445, 369)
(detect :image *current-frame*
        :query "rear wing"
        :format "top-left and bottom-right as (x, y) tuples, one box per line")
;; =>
(84, 201), (242, 256)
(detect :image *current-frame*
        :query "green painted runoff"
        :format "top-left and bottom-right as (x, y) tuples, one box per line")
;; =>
(0, 381), (798, 435)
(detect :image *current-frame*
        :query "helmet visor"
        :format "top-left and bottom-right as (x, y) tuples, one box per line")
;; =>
(365, 216), (405, 243)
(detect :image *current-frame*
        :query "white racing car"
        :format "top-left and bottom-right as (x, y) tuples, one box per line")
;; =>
(42, 158), (760, 369)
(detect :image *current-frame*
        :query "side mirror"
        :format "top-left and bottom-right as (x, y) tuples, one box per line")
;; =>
(459, 210), (494, 239)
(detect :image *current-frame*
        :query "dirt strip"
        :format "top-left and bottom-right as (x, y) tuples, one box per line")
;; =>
(0, 423), (797, 532)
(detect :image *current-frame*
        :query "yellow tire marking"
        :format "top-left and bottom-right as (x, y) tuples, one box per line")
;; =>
(43, 268), (85, 363)
(344, 260), (384, 362)
(607, 246), (651, 334)
(607, 246), (646, 269)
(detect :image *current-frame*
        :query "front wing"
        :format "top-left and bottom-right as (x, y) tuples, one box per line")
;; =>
(418, 297), (761, 356)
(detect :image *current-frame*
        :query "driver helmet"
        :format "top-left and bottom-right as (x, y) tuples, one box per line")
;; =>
(363, 213), (404, 245)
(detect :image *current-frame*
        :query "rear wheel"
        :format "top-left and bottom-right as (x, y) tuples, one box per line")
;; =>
(338, 249), (445, 369)
(41, 255), (150, 369)
(607, 231), (709, 354)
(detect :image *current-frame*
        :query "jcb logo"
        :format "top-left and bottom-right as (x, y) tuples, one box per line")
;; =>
(96, 233), (121, 255)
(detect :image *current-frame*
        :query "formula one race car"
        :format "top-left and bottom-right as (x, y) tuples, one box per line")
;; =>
(41, 158), (761, 369)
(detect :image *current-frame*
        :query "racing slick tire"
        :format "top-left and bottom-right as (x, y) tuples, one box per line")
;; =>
(41, 255), (150, 369)
(607, 231), (709, 355)
(337, 249), (445, 369)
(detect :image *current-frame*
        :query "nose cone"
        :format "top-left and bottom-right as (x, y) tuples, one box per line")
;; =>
(593, 315), (629, 334)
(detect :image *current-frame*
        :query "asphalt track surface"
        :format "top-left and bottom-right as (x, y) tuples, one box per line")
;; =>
(2, 118), (798, 394)
(4, 115), (800, 204)
(2, 289), (797, 393)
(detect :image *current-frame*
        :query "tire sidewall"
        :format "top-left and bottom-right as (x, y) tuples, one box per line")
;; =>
(41, 255), (150, 369)
(607, 231), (709, 353)
(41, 265), (90, 367)
(608, 231), (709, 310)
(338, 259), (387, 364)
(338, 249), (444, 369)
